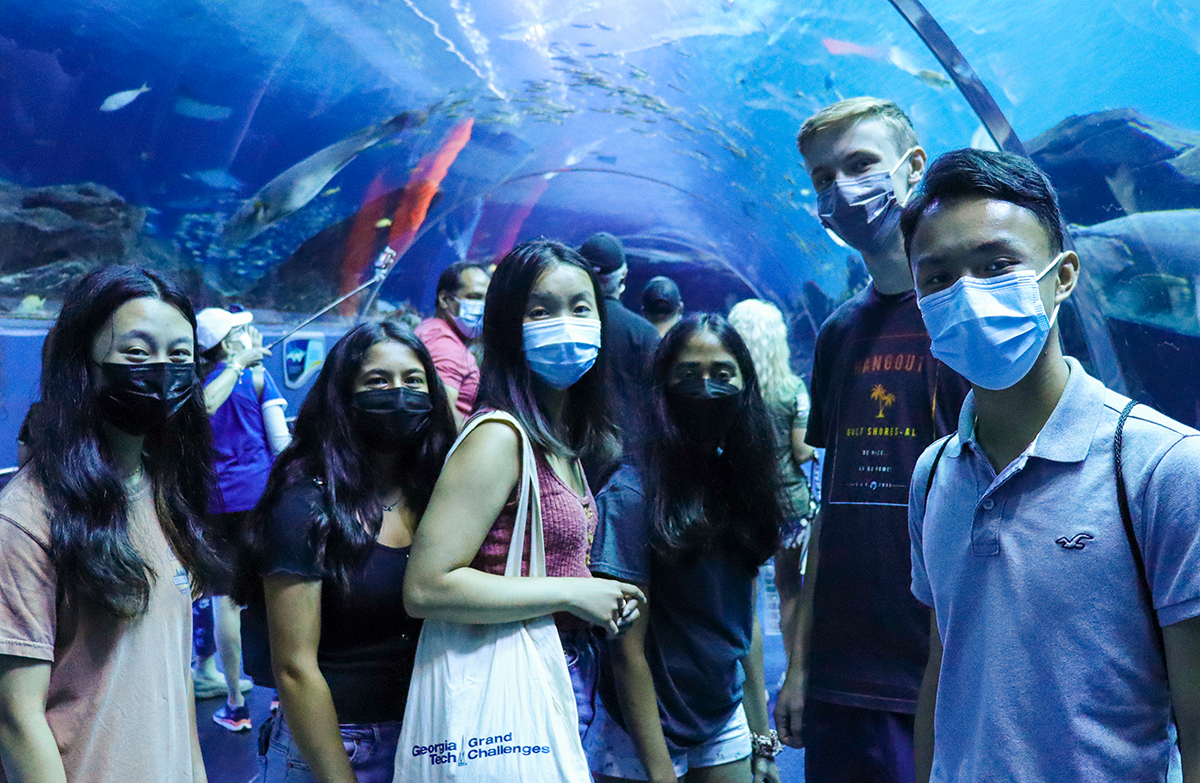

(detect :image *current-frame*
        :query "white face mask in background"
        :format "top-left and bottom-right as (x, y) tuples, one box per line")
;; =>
(452, 298), (486, 338)
(817, 147), (917, 255)
(522, 317), (602, 390)
(917, 253), (1065, 391)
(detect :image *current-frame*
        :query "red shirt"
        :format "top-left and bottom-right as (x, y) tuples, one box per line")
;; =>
(415, 317), (479, 418)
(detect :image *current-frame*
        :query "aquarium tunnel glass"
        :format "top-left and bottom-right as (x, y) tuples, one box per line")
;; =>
(1, 0), (1198, 460)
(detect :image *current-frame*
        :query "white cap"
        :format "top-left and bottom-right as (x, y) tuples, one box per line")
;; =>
(196, 308), (253, 351)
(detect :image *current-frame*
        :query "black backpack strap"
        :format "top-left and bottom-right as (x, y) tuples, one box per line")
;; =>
(923, 434), (954, 507)
(1115, 400), (1167, 668)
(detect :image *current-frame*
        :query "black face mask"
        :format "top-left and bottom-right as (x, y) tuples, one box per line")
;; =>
(95, 362), (197, 436)
(665, 378), (742, 450)
(351, 387), (433, 453)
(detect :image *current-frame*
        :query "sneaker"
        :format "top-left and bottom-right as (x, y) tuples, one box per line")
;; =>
(193, 670), (254, 699)
(212, 702), (252, 732)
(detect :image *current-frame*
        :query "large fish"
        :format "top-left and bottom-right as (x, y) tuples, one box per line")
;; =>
(220, 110), (427, 246)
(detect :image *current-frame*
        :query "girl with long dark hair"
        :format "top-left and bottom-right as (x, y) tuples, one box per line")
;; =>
(0, 265), (219, 782)
(404, 238), (645, 743)
(589, 315), (785, 783)
(236, 320), (456, 783)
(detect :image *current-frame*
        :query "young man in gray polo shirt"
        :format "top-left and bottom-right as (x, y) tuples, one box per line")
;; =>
(902, 148), (1200, 782)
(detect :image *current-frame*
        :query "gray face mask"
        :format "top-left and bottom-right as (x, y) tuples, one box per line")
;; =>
(817, 148), (917, 255)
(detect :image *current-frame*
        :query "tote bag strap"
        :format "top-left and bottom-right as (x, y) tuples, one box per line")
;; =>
(445, 411), (547, 579)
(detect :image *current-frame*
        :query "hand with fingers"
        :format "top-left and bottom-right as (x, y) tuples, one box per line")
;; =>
(230, 326), (271, 368)
(564, 578), (645, 637)
(753, 756), (781, 783)
(773, 667), (807, 749)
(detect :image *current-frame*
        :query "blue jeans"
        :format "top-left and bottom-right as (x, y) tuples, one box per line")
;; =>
(561, 628), (599, 743)
(259, 710), (400, 783)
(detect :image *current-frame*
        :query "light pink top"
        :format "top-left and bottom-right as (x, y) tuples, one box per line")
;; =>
(0, 472), (197, 782)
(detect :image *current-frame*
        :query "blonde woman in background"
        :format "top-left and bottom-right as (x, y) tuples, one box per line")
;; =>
(728, 299), (816, 651)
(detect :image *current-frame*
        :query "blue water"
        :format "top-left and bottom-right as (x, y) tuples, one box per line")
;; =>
(2, 0), (1197, 333)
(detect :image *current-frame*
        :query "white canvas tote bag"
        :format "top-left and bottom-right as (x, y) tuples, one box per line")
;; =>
(393, 411), (591, 783)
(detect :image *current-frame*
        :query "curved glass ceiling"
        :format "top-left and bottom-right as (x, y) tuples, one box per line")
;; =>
(1, 0), (1197, 419)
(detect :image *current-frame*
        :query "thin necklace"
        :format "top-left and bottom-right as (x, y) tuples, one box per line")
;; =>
(381, 493), (403, 512)
(125, 463), (145, 486)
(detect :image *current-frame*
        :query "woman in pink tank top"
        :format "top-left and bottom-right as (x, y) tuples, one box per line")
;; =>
(405, 239), (645, 745)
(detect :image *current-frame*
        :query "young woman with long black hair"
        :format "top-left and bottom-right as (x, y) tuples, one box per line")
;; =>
(235, 320), (456, 783)
(588, 315), (785, 783)
(0, 265), (219, 782)
(404, 239), (645, 744)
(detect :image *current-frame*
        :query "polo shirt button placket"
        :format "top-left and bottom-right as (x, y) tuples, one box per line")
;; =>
(972, 495), (1001, 556)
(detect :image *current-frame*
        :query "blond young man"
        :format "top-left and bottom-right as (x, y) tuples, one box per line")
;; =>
(774, 98), (968, 783)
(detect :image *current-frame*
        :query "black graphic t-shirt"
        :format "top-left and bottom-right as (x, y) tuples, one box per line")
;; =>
(806, 284), (968, 712)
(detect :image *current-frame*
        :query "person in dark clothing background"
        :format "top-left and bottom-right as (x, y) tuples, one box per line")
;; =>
(578, 232), (660, 488)
(642, 275), (684, 338)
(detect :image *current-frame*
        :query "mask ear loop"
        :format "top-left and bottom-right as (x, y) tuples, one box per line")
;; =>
(1037, 252), (1067, 327)
(890, 147), (919, 205)
(889, 147), (918, 178)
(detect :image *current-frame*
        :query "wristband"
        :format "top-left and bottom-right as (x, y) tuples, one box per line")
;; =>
(227, 362), (245, 374)
(750, 729), (783, 761)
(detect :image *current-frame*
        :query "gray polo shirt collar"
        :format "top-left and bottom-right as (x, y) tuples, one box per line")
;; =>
(951, 356), (1101, 465)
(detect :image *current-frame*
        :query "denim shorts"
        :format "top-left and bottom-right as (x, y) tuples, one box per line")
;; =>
(586, 697), (750, 779)
(561, 627), (600, 743)
(259, 709), (400, 783)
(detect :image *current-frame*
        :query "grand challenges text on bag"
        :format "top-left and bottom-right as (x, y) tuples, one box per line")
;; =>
(410, 733), (553, 766)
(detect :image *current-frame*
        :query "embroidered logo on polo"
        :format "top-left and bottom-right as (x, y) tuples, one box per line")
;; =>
(1056, 533), (1094, 550)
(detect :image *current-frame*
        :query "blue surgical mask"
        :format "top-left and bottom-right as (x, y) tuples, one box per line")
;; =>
(523, 317), (602, 390)
(452, 298), (485, 339)
(817, 148), (917, 255)
(917, 254), (1065, 391)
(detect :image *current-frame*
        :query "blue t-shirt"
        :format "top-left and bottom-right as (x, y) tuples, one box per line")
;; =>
(206, 363), (284, 513)
(910, 358), (1200, 782)
(591, 465), (753, 747)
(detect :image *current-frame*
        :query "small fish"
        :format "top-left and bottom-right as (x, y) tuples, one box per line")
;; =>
(722, 143), (749, 160)
(570, 22), (593, 29)
(629, 65), (651, 80)
(100, 83), (150, 112)
(185, 168), (244, 191)
(596, 22), (614, 31)
(915, 69), (953, 89)
(596, 154), (617, 164)
(822, 38), (883, 58)
(221, 110), (427, 246)
(321, 187), (341, 197)
(174, 94), (233, 121)
(375, 218), (393, 228)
